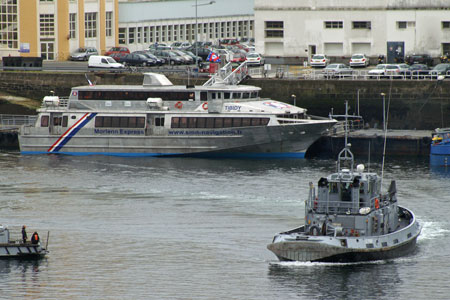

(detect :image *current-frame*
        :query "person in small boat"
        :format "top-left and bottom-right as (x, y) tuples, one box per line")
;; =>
(22, 225), (27, 243)
(31, 232), (40, 244)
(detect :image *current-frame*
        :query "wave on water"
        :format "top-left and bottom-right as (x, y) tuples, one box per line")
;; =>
(417, 220), (450, 241)
(268, 259), (388, 268)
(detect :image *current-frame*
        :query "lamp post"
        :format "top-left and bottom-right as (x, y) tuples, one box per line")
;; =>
(291, 94), (296, 107)
(381, 92), (386, 131)
(194, 0), (215, 69)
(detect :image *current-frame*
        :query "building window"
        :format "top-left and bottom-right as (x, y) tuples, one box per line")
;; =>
(443, 43), (450, 55)
(85, 12), (97, 38)
(144, 27), (149, 43)
(352, 21), (371, 29)
(128, 27), (135, 44)
(119, 27), (126, 44)
(443, 21), (450, 29)
(137, 27), (142, 43)
(325, 21), (343, 29)
(397, 21), (407, 29)
(40, 14), (55, 37)
(265, 21), (284, 38)
(69, 13), (76, 39)
(105, 11), (112, 37)
(0, 0), (18, 49)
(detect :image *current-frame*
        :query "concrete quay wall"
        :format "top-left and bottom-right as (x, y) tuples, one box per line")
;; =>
(0, 71), (449, 130)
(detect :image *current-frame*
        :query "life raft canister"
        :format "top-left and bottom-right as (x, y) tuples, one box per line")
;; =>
(202, 102), (208, 110)
(175, 101), (183, 109)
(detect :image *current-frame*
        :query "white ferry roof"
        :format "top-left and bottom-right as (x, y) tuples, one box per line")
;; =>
(73, 84), (261, 92)
(74, 73), (261, 92)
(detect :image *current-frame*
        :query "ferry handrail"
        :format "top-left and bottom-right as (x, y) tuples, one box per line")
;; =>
(0, 114), (37, 127)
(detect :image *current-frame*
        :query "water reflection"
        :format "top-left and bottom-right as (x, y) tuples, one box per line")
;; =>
(0, 259), (44, 276)
(268, 261), (401, 300)
(430, 165), (450, 178)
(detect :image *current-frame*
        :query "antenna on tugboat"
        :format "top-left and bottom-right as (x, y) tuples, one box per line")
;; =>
(336, 101), (354, 172)
(380, 93), (391, 191)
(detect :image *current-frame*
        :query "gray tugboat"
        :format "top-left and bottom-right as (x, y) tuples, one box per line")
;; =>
(267, 108), (421, 263)
(0, 225), (48, 258)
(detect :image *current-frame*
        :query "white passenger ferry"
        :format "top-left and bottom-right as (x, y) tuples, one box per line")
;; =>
(19, 72), (336, 158)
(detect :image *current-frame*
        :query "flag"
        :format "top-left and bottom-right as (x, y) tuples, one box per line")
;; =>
(207, 51), (221, 62)
(85, 73), (94, 86)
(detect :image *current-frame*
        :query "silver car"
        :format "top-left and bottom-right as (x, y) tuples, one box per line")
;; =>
(70, 47), (98, 61)
(322, 63), (353, 78)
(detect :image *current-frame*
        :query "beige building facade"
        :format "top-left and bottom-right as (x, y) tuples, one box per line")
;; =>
(0, 0), (118, 61)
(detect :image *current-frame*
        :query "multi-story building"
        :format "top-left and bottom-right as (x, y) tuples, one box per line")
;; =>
(117, 0), (254, 52)
(0, 0), (118, 61)
(255, 0), (450, 61)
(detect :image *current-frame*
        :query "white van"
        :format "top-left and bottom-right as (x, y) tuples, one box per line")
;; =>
(88, 55), (124, 69)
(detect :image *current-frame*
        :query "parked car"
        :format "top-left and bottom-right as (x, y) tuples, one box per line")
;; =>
(88, 55), (124, 69)
(69, 47), (98, 61)
(349, 53), (369, 67)
(368, 64), (389, 78)
(148, 43), (169, 50)
(171, 49), (194, 64)
(186, 46), (211, 60)
(384, 64), (410, 79)
(404, 64), (431, 79)
(132, 51), (164, 66)
(310, 54), (330, 68)
(171, 42), (191, 50)
(108, 52), (127, 62)
(322, 64), (353, 78)
(121, 53), (157, 67)
(405, 54), (433, 66)
(152, 50), (184, 65)
(245, 52), (265, 66)
(231, 51), (246, 63)
(429, 63), (450, 78)
(104, 47), (130, 56)
(181, 50), (203, 64)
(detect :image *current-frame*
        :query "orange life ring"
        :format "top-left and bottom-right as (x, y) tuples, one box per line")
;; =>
(375, 198), (380, 209)
(202, 102), (208, 110)
(175, 101), (183, 109)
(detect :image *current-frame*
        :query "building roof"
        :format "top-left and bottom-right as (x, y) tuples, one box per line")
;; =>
(119, 0), (254, 23)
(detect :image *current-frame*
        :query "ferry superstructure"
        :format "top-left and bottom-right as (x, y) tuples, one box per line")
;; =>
(19, 72), (336, 157)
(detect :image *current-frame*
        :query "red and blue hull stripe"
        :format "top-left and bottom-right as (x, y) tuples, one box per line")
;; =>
(47, 113), (97, 153)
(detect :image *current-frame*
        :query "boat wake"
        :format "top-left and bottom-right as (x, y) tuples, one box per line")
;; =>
(417, 220), (449, 241)
(268, 259), (389, 268)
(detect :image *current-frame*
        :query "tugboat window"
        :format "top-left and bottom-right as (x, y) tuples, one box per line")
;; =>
(224, 92), (231, 99)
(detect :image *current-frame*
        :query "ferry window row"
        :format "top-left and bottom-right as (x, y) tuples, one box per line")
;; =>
(171, 117), (269, 129)
(77, 90), (259, 101)
(95, 116), (146, 128)
(78, 91), (194, 101)
(40, 116), (68, 127)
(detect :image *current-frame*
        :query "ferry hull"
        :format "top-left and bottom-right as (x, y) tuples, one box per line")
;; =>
(19, 121), (334, 158)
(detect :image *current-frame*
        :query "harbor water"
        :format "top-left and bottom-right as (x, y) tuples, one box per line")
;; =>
(0, 152), (449, 299)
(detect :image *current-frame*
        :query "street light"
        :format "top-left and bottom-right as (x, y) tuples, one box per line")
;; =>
(194, 0), (215, 69)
